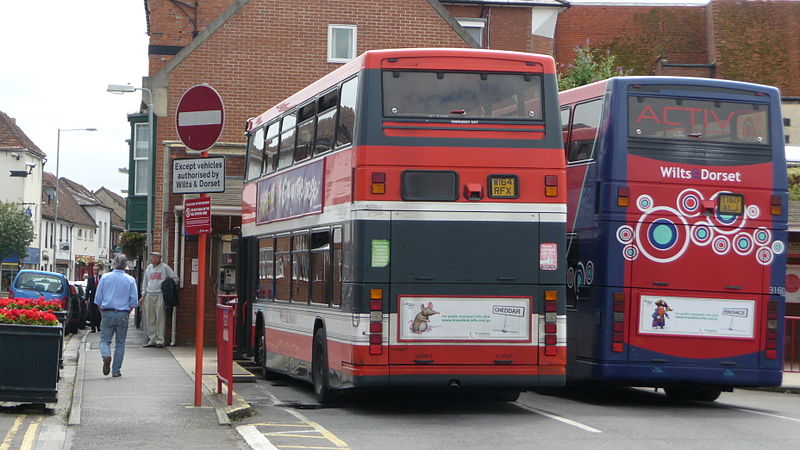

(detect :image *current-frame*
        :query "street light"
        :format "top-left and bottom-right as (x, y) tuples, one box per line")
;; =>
(54, 128), (97, 274)
(107, 84), (154, 257)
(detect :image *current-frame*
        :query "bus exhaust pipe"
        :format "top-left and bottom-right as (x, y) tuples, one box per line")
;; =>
(448, 380), (461, 392)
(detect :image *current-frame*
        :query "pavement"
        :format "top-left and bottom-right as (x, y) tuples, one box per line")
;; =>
(31, 320), (800, 449)
(35, 320), (253, 449)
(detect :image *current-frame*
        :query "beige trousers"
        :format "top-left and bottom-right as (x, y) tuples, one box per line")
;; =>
(143, 292), (166, 345)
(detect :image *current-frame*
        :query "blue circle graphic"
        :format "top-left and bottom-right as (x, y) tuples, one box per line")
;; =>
(648, 219), (678, 250)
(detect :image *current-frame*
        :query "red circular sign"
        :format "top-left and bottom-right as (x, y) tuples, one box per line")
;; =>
(787, 273), (800, 293)
(175, 84), (224, 151)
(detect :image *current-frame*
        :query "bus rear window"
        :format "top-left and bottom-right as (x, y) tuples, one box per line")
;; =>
(629, 96), (769, 145)
(383, 71), (542, 120)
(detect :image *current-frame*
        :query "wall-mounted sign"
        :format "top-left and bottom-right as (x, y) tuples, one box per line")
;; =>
(184, 197), (211, 235)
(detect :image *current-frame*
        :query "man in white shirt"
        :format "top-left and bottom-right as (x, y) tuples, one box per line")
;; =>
(140, 251), (179, 348)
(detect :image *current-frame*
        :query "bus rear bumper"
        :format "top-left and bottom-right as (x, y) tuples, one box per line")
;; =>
(334, 364), (565, 390)
(576, 360), (782, 387)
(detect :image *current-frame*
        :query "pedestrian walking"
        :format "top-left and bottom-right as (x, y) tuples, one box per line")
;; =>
(94, 255), (138, 377)
(86, 262), (103, 333)
(140, 251), (179, 348)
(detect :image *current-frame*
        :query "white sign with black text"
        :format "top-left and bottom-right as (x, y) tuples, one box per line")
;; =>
(172, 156), (226, 194)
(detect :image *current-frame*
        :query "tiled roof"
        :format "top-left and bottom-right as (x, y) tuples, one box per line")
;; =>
(110, 210), (125, 230)
(0, 110), (47, 159)
(41, 172), (97, 227)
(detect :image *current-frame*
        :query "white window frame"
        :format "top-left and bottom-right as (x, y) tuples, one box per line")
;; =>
(134, 122), (149, 196)
(457, 18), (486, 47)
(327, 24), (357, 63)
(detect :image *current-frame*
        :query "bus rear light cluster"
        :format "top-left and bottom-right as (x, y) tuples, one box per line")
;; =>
(544, 290), (558, 356)
(771, 195), (782, 215)
(766, 300), (778, 359)
(372, 172), (386, 195)
(369, 289), (383, 355)
(544, 175), (558, 197)
(617, 187), (630, 207)
(612, 292), (625, 352)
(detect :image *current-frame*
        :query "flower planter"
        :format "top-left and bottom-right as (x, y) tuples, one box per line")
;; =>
(0, 323), (61, 404)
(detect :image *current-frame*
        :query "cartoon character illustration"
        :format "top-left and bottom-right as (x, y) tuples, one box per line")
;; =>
(651, 299), (673, 329)
(410, 302), (439, 334)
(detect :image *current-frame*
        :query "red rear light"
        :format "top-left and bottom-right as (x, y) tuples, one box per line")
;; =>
(545, 302), (557, 312)
(613, 322), (624, 332)
(771, 195), (782, 215)
(544, 175), (558, 197)
(369, 344), (382, 355)
(544, 323), (557, 334)
(372, 172), (386, 195)
(545, 335), (557, 345)
(370, 321), (382, 333)
(369, 334), (382, 345)
(617, 186), (629, 207)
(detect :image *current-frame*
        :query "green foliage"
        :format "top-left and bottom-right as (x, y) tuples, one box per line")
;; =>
(558, 43), (631, 91)
(789, 168), (800, 200)
(0, 201), (35, 262)
(119, 231), (146, 260)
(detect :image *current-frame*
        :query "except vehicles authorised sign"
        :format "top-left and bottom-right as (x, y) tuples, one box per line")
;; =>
(172, 157), (225, 194)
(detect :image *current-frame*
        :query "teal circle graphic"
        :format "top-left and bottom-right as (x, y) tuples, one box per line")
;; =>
(738, 238), (749, 250)
(697, 228), (708, 239)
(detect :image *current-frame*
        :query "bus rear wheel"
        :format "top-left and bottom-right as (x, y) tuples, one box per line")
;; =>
(258, 334), (280, 381)
(312, 328), (336, 404)
(665, 386), (721, 402)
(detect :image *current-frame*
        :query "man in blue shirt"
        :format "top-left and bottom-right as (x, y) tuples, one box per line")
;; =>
(94, 254), (139, 377)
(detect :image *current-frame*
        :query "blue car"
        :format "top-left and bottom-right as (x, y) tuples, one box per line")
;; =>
(9, 270), (71, 329)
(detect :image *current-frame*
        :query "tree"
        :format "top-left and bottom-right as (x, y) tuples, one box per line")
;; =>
(558, 43), (631, 91)
(0, 201), (35, 263)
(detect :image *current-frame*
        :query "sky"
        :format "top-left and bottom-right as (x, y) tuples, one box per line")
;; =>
(1, 1), (149, 196)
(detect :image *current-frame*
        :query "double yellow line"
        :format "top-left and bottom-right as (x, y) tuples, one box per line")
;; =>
(0, 415), (43, 450)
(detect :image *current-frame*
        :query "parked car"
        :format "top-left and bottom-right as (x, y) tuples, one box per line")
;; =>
(9, 270), (71, 331)
(67, 281), (88, 334)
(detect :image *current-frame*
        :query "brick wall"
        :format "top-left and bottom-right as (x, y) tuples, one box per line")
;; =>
(555, 5), (708, 75)
(149, 0), (468, 344)
(710, 0), (800, 96)
(148, 0), (237, 74)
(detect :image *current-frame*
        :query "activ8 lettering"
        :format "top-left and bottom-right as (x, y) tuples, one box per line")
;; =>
(659, 166), (742, 183)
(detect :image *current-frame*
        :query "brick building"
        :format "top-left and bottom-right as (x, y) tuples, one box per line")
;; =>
(124, 0), (800, 344)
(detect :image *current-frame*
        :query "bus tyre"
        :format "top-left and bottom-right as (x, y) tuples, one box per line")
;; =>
(492, 390), (521, 402)
(312, 329), (335, 404)
(695, 387), (722, 402)
(258, 334), (280, 381)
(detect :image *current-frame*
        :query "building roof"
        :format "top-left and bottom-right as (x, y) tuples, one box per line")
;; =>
(0, 111), (47, 159)
(95, 186), (126, 208)
(41, 172), (99, 227)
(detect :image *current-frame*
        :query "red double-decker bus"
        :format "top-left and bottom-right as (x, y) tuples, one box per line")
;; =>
(239, 48), (566, 402)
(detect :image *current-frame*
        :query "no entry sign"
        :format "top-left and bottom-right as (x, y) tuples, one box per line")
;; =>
(176, 84), (224, 151)
(184, 197), (212, 235)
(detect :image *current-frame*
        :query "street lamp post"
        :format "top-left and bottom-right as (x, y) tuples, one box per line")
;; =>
(54, 128), (96, 275)
(107, 84), (154, 256)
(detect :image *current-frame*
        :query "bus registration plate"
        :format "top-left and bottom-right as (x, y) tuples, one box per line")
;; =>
(488, 175), (518, 198)
(718, 193), (743, 215)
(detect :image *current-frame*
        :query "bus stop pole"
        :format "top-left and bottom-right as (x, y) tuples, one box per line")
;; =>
(194, 156), (208, 407)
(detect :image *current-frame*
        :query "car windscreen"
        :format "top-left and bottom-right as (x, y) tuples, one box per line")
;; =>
(14, 273), (64, 294)
(382, 71), (543, 120)
(628, 95), (770, 145)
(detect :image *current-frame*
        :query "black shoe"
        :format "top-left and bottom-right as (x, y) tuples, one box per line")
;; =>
(143, 343), (156, 348)
(102, 356), (111, 376)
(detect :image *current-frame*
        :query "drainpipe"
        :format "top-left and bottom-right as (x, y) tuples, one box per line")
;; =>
(172, 209), (180, 346)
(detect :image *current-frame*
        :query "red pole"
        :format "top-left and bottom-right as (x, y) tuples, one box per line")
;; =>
(194, 150), (209, 406)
